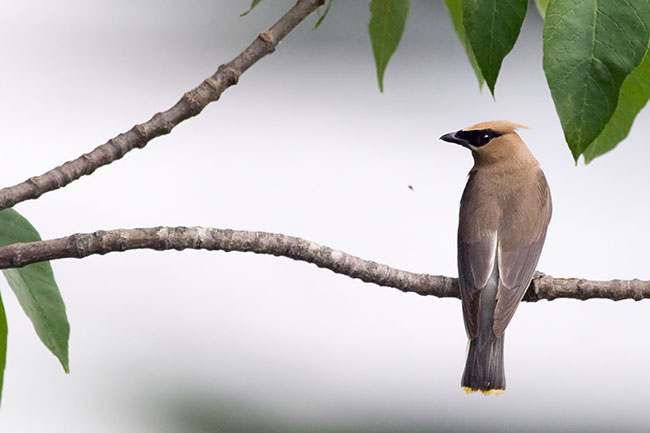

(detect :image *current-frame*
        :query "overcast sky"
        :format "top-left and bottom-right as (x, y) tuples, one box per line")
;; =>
(1, 1), (650, 432)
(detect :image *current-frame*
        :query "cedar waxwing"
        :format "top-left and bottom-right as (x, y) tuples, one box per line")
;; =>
(440, 120), (552, 394)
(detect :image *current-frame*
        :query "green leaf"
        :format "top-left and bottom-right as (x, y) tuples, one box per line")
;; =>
(0, 291), (7, 405)
(0, 209), (69, 373)
(313, 0), (333, 30)
(534, 0), (549, 18)
(543, 0), (650, 161)
(444, 0), (485, 89)
(583, 46), (650, 163)
(463, 0), (528, 96)
(240, 0), (263, 17)
(369, 0), (410, 92)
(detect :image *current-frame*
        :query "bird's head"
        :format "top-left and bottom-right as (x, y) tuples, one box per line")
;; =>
(440, 120), (532, 165)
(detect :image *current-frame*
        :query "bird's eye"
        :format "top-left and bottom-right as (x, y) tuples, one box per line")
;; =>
(475, 129), (499, 146)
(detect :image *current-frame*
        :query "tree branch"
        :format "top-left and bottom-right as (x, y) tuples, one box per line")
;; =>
(0, 226), (647, 302)
(0, 0), (325, 211)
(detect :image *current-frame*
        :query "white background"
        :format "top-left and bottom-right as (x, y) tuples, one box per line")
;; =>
(1, 1), (649, 432)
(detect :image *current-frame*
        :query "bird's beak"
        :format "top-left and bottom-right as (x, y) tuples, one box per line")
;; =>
(440, 131), (470, 147)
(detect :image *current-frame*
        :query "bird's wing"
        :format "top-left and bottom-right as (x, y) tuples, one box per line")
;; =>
(493, 171), (552, 336)
(492, 234), (547, 335)
(458, 232), (498, 339)
(457, 170), (501, 339)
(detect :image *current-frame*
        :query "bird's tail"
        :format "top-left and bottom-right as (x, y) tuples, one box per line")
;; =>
(461, 331), (505, 395)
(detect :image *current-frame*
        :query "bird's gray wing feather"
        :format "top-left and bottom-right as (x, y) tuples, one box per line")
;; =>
(458, 232), (497, 339)
(493, 170), (552, 336)
(492, 233), (547, 336)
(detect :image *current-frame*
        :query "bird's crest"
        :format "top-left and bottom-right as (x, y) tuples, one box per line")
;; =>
(464, 120), (529, 135)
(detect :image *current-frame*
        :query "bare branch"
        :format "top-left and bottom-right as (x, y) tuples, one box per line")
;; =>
(0, 226), (647, 302)
(0, 0), (325, 211)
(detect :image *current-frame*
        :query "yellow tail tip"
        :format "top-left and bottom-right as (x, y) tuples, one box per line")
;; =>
(462, 386), (504, 396)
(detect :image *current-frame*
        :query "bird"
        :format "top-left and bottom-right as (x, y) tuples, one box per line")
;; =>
(439, 120), (552, 395)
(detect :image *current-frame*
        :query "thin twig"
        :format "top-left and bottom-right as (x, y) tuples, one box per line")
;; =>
(0, 0), (325, 211)
(0, 226), (647, 302)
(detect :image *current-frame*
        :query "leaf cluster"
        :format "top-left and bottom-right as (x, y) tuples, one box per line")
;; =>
(366, 0), (650, 162)
(0, 210), (69, 404)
